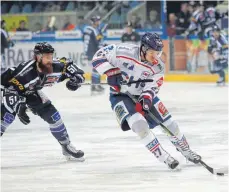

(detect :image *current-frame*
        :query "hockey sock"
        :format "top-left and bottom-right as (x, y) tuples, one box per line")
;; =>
(141, 131), (170, 162)
(219, 70), (225, 80)
(164, 120), (190, 149)
(49, 119), (70, 144)
(92, 69), (101, 84)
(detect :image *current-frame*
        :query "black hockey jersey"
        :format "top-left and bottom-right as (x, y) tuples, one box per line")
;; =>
(83, 26), (103, 60)
(1, 58), (70, 95)
(208, 33), (228, 54)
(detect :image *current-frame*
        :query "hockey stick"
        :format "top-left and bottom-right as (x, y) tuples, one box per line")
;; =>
(125, 91), (228, 176)
(80, 79), (154, 86)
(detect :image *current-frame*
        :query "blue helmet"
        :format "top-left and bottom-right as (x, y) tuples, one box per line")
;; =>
(140, 33), (163, 55)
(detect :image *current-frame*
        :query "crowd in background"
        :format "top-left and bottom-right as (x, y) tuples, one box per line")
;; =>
(1, 1), (228, 35)
(167, 1), (228, 37)
(1, 1), (162, 32)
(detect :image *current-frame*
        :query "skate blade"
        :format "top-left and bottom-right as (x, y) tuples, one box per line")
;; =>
(175, 164), (182, 171)
(64, 156), (85, 162)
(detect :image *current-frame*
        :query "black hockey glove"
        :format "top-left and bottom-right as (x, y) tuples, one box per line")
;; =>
(3, 90), (30, 125)
(66, 75), (84, 91)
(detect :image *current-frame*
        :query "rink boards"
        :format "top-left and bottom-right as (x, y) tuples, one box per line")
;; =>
(3, 40), (228, 83)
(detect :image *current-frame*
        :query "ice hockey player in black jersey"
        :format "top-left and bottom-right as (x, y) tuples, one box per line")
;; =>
(208, 26), (228, 85)
(83, 15), (105, 94)
(185, 2), (225, 39)
(1, 42), (85, 160)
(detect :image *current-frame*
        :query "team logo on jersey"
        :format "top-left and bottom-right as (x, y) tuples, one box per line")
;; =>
(9, 78), (24, 90)
(46, 75), (61, 83)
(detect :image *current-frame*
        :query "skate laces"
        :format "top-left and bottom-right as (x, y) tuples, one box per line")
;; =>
(175, 137), (200, 159)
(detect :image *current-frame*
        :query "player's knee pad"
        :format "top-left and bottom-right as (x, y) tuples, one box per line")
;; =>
(127, 112), (150, 138)
(164, 119), (182, 138)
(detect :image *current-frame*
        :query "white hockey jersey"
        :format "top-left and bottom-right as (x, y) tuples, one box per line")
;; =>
(91, 43), (165, 96)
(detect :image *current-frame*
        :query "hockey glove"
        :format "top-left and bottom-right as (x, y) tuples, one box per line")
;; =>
(105, 68), (123, 92)
(135, 90), (154, 116)
(66, 75), (84, 91)
(3, 91), (30, 125)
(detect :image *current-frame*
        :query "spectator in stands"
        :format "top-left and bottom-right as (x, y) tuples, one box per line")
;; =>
(42, 16), (57, 32)
(167, 13), (177, 37)
(62, 16), (75, 31)
(34, 22), (42, 33)
(176, 2), (191, 35)
(16, 20), (29, 31)
(121, 21), (140, 44)
(130, 14), (142, 29)
(144, 9), (161, 29)
(34, 2), (43, 12)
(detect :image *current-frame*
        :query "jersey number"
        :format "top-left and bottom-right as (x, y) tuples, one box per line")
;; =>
(67, 65), (77, 74)
(9, 96), (18, 105)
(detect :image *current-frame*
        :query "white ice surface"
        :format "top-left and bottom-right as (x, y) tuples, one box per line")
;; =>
(1, 82), (228, 192)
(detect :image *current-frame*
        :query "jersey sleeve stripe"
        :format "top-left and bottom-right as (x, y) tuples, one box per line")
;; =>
(116, 55), (155, 74)
(91, 58), (108, 68)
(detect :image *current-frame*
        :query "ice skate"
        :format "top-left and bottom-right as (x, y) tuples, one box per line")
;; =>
(91, 85), (104, 95)
(164, 155), (179, 169)
(97, 85), (105, 92)
(60, 141), (85, 161)
(172, 136), (201, 164)
(177, 147), (201, 164)
(216, 77), (226, 86)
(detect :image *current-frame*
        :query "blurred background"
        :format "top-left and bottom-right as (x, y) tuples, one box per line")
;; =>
(1, 0), (228, 82)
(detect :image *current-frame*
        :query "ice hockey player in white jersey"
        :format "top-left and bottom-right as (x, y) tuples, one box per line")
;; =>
(91, 33), (201, 169)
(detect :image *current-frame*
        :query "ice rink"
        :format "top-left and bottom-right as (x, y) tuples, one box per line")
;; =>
(1, 82), (228, 192)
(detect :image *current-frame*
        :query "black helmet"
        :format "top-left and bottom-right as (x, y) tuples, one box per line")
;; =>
(140, 33), (163, 55)
(34, 42), (55, 55)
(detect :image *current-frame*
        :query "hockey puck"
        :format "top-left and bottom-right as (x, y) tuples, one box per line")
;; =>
(217, 173), (224, 176)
